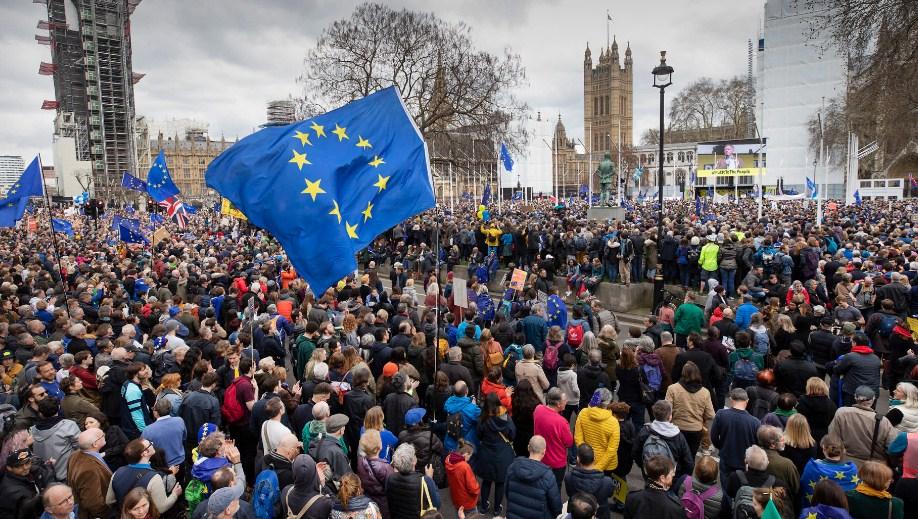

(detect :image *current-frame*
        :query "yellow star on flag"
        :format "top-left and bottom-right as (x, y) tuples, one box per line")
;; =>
(369, 155), (385, 168)
(289, 149), (311, 170)
(362, 201), (374, 222)
(850, 475), (860, 484)
(373, 174), (390, 192)
(328, 200), (341, 224)
(819, 475), (828, 481)
(834, 471), (845, 480)
(301, 178), (326, 201)
(293, 130), (312, 146)
(332, 124), (348, 141)
(345, 221), (359, 239)
(808, 480), (817, 489)
(356, 136), (372, 149)
(310, 121), (326, 138)
(806, 512), (817, 519)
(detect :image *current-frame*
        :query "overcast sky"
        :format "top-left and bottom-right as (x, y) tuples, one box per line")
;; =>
(0, 0), (763, 164)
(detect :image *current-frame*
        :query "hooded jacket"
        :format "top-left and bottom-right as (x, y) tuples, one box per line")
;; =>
(281, 455), (334, 519)
(443, 395), (480, 451)
(356, 456), (392, 516)
(633, 420), (695, 477)
(330, 495), (379, 519)
(31, 416), (80, 482)
(835, 346), (882, 395)
(444, 453), (480, 510)
(574, 406), (620, 471)
(665, 380), (715, 433)
(576, 363), (610, 409)
(563, 467), (614, 519)
(504, 456), (562, 519)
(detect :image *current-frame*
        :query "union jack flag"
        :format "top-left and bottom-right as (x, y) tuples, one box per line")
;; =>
(158, 197), (188, 229)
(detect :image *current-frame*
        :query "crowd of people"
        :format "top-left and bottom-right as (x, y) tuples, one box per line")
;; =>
(0, 196), (916, 519)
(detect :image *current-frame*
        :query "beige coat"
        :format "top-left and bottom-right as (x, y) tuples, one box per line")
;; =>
(516, 360), (550, 403)
(665, 382), (715, 433)
(827, 403), (897, 466)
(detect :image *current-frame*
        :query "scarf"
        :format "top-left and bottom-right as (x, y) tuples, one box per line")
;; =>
(773, 408), (797, 417)
(854, 483), (892, 499)
(851, 345), (874, 355)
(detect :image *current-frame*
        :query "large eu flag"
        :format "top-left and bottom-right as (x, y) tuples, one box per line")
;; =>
(0, 156), (44, 227)
(146, 150), (181, 202)
(119, 218), (148, 244)
(206, 87), (435, 292)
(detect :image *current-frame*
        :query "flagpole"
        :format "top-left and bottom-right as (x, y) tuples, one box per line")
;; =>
(38, 154), (72, 322)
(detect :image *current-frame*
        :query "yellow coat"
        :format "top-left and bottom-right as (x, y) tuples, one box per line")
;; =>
(574, 406), (620, 471)
(480, 225), (502, 247)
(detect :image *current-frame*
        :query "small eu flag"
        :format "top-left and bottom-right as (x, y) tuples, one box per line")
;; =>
(481, 184), (491, 206)
(499, 143), (513, 172)
(111, 214), (123, 231)
(52, 218), (74, 237)
(0, 156), (44, 228)
(511, 191), (523, 201)
(121, 171), (148, 193)
(206, 86), (435, 292)
(854, 190), (862, 206)
(119, 218), (148, 244)
(146, 150), (181, 202)
(546, 293), (568, 330)
(151, 213), (165, 225)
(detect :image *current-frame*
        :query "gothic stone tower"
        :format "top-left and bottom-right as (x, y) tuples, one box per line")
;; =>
(583, 38), (633, 154)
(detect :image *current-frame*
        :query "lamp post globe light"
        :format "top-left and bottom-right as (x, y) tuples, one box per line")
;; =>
(652, 51), (673, 312)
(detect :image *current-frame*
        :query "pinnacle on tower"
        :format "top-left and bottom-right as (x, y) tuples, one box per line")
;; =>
(584, 42), (592, 63)
(625, 41), (632, 65)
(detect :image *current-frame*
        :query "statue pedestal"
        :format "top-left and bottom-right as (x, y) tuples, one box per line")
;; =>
(586, 206), (626, 222)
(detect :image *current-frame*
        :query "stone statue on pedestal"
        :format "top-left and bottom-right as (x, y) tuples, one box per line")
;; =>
(596, 152), (616, 206)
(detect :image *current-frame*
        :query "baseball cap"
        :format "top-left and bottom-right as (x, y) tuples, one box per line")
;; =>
(5, 448), (32, 468)
(326, 414), (349, 433)
(0, 350), (12, 361)
(206, 485), (243, 516)
(382, 362), (399, 378)
(405, 407), (426, 427)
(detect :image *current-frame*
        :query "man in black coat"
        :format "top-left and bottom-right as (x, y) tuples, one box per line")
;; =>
(660, 232), (680, 284)
(504, 436), (562, 519)
(671, 333), (722, 408)
(576, 349), (610, 409)
(0, 449), (42, 519)
(773, 340), (818, 397)
(263, 432), (299, 489)
(440, 347), (474, 389)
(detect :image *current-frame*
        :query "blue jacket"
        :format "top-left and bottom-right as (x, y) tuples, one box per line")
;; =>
(709, 407), (760, 471)
(504, 457), (562, 519)
(443, 395), (480, 451)
(521, 315), (548, 351)
(735, 302), (758, 330)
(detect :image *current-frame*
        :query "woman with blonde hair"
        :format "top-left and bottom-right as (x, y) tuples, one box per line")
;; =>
(332, 473), (382, 519)
(782, 413), (817, 474)
(796, 377), (837, 443)
(362, 406), (398, 463)
(846, 461), (904, 519)
(773, 314), (796, 352)
(356, 430), (393, 518)
(153, 373), (182, 416)
(888, 382), (918, 433)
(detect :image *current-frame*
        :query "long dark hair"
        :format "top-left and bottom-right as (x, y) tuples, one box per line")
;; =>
(479, 392), (502, 425)
(511, 378), (540, 413)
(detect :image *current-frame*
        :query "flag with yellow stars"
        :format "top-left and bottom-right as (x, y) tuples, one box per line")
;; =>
(799, 458), (858, 508)
(205, 86), (435, 292)
(0, 156), (44, 228)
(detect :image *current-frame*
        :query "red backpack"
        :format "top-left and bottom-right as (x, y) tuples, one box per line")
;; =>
(221, 377), (246, 425)
(543, 341), (560, 370)
(566, 322), (584, 347)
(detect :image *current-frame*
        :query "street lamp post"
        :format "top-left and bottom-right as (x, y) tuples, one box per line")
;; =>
(652, 51), (673, 312)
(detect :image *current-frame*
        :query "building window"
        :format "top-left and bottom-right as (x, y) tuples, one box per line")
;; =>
(640, 154), (646, 164)
(620, 96), (624, 114)
(716, 176), (731, 186)
(666, 152), (673, 163)
(605, 95), (610, 115)
(678, 152), (685, 162)
(739, 176), (754, 185)
(687, 151), (693, 162)
(648, 154), (654, 164)
(696, 177), (707, 186)
(594, 97), (598, 116)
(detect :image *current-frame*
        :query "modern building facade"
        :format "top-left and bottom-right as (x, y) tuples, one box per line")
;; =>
(758, 0), (847, 196)
(41, 0), (143, 201)
(0, 156), (26, 196)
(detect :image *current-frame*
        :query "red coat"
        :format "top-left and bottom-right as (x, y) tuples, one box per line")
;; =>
(480, 378), (513, 413)
(444, 453), (480, 510)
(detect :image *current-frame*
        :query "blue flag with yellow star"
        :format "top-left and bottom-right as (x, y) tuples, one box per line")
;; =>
(546, 293), (568, 330)
(0, 156), (44, 228)
(119, 217), (149, 244)
(52, 218), (74, 238)
(146, 150), (181, 202)
(205, 86), (435, 292)
(799, 458), (858, 508)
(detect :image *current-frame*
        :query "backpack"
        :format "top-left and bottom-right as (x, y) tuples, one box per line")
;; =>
(878, 314), (898, 338)
(760, 250), (774, 266)
(574, 235), (587, 250)
(185, 478), (209, 516)
(687, 247), (700, 264)
(641, 429), (675, 467)
(566, 322), (584, 347)
(543, 342), (560, 371)
(621, 239), (634, 259)
(748, 389), (779, 420)
(731, 356), (760, 384)
(221, 377), (246, 425)
(252, 468), (280, 519)
(681, 476), (720, 519)
(0, 404), (17, 441)
(641, 363), (663, 391)
(446, 412), (464, 439)
(485, 344), (504, 370)
(732, 471), (774, 519)
(502, 346), (521, 382)
(751, 329), (770, 355)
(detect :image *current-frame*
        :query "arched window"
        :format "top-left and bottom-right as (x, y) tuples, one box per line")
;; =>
(687, 151), (694, 162)
(666, 152), (673, 163)
(678, 152), (685, 162)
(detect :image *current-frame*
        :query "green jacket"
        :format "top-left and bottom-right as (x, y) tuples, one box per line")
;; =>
(294, 335), (316, 381)
(698, 243), (720, 271)
(673, 303), (705, 336)
(846, 490), (904, 519)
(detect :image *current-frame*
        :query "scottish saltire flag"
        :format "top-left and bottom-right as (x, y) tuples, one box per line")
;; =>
(0, 157), (44, 228)
(499, 143), (513, 172)
(151, 213), (165, 225)
(73, 192), (89, 205)
(481, 184), (491, 206)
(121, 171), (147, 193)
(854, 190), (862, 206)
(52, 218), (74, 237)
(546, 293), (568, 330)
(119, 218), (148, 244)
(206, 86), (435, 292)
(806, 177), (818, 199)
(511, 190), (523, 201)
(146, 150), (180, 202)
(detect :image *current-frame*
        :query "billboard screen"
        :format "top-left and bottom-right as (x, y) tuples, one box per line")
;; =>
(696, 141), (766, 178)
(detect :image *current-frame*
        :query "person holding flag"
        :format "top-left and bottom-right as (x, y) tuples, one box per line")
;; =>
(0, 156), (43, 228)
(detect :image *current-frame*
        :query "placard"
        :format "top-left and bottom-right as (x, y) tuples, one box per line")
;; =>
(610, 473), (628, 504)
(509, 268), (527, 291)
(453, 277), (468, 308)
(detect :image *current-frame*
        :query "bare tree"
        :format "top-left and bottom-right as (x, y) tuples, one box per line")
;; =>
(641, 128), (659, 146)
(663, 76), (751, 137)
(297, 3), (528, 150)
